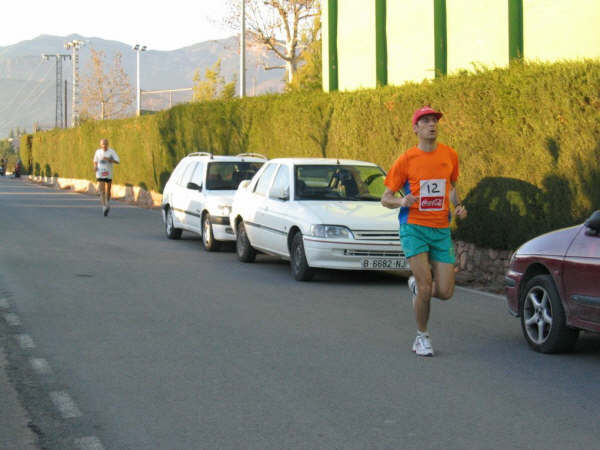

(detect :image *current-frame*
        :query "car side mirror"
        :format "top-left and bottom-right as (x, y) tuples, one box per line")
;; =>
(584, 210), (600, 236)
(238, 179), (251, 190)
(187, 182), (202, 191)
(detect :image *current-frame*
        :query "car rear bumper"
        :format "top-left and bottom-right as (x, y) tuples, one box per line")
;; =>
(303, 238), (407, 271)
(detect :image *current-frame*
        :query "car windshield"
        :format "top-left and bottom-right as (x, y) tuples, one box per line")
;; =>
(294, 164), (386, 201)
(206, 161), (263, 190)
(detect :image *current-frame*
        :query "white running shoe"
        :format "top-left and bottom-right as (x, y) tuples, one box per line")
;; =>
(408, 275), (418, 308)
(412, 334), (434, 357)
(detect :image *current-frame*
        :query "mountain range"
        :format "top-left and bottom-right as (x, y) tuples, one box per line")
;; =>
(0, 34), (285, 138)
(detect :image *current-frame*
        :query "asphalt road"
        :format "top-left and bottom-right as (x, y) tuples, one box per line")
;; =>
(1, 176), (599, 450)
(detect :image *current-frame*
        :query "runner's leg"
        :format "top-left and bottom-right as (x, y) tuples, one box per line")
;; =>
(408, 252), (433, 332)
(430, 260), (455, 300)
(98, 181), (106, 206)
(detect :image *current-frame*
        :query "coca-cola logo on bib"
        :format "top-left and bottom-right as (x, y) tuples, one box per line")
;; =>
(420, 197), (444, 209)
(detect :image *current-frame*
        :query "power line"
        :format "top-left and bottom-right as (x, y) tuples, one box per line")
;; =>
(0, 64), (54, 131)
(0, 59), (45, 116)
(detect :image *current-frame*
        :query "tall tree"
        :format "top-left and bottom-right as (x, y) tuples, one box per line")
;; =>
(286, 12), (321, 91)
(80, 49), (134, 120)
(192, 59), (237, 102)
(224, 0), (320, 83)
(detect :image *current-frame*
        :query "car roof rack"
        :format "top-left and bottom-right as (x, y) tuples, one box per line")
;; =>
(235, 152), (268, 161)
(187, 152), (213, 159)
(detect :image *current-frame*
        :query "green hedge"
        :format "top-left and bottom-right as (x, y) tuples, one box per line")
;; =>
(27, 60), (600, 250)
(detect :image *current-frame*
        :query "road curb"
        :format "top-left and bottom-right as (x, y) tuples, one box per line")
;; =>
(27, 174), (162, 209)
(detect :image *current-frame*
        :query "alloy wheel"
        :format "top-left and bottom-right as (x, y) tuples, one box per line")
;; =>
(523, 285), (553, 345)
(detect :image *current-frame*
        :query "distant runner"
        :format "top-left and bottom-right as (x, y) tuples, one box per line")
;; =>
(93, 138), (120, 216)
(381, 106), (467, 357)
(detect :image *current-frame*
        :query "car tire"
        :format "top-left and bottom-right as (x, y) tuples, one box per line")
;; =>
(290, 232), (315, 281)
(165, 207), (182, 240)
(236, 221), (256, 262)
(202, 213), (220, 252)
(520, 274), (579, 353)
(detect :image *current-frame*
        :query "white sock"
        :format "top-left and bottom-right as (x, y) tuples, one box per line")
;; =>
(417, 330), (429, 338)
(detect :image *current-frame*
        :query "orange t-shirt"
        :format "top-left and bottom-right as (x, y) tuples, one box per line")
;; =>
(384, 143), (459, 228)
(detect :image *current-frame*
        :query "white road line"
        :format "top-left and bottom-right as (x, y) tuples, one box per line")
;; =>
(49, 391), (82, 419)
(0, 297), (9, 309)
(30, 358), (53, 376)
(74, 436), (105, 450)
(455, 285), (505, 300)
(15, 334), (36, 349)
(4, 312), (22, 326)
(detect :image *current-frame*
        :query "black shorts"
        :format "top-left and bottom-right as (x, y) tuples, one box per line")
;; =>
(96, 178), (112, 183)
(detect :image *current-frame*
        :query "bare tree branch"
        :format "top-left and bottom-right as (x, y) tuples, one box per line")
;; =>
(222, 0), (320, 84)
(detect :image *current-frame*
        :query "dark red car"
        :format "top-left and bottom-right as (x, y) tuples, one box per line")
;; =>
(505, 210), (600, 353)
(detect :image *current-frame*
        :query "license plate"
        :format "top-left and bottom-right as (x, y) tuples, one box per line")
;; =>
(361, 258), (408, 270)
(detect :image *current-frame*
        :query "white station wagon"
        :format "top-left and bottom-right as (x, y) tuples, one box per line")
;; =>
(162, 152), (266, 250)
(230, 158), (407, 280)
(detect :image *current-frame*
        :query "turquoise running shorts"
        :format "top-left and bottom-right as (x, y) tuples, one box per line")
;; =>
(399, 223), (455, 264)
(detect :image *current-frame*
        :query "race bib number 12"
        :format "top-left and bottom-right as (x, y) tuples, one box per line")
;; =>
(419, 179), (445, 211)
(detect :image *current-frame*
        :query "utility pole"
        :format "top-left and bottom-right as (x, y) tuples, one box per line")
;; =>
(133, 44), (147, 116)
(64, 80), (68, 128)
(42, 53), (71, 128)
(240, 0), (246, 98)
(65, 40), (85, 127)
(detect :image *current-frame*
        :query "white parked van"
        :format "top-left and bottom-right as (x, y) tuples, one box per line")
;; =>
(162, 152), (266, 251)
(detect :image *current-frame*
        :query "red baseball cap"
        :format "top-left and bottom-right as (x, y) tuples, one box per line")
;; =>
(412, 106), (443, 125)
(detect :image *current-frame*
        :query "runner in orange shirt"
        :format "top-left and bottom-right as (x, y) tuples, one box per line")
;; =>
(381, 106), (467, 356)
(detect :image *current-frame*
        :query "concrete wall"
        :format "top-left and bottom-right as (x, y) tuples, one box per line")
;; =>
(446, 0), (509, 73)
(524, 0), (600, 61)
(387, 1), (435, 86)
(337, 0), (377, 90)
(323, 0), (600, 92)
(27, 175), (163, 208)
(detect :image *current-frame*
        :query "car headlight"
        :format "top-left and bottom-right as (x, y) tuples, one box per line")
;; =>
(309, 225), (354, 239)
(217, 204), (232, 217)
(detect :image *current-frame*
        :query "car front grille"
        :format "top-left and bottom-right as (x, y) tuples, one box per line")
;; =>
(344, 250), (405, 258)
(352, 230), (399, 240)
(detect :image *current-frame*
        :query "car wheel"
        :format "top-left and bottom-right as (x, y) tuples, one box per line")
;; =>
(236, 221), (256, 262)
(290, 232), (314, 281)
(165, 207), (182, 240)
(202, 213), (220, 252)
(520, 274), (579, 353)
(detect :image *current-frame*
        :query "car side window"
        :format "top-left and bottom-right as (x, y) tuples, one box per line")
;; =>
(254, 163), (277, 196)
(170, 160), (188, 185)
(179, 162), (198, 186)
(190, 162), (204, 186)
(269, 165), (290, 199)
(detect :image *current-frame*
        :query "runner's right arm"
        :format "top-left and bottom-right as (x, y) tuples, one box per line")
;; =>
(381, 188), (417, 209)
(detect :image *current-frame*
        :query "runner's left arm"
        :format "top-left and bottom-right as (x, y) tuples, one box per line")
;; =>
(450, 182), (467, 219)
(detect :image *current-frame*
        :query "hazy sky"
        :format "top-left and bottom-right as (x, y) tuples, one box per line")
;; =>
(1, 0), (235, 50)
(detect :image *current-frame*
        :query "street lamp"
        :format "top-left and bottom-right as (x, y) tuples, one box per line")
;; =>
(240, 0), (246, 98)
(65, 40), (85, 127)
(133, 44), (147, 116)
